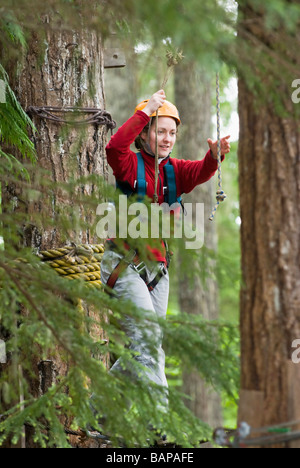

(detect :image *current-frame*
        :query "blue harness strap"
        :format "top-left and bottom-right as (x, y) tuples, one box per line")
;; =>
(163, 159), (182, 206)
(135, 152), (147, 198)
(116, 152), (182, 207)
(116, 152), (146, 198)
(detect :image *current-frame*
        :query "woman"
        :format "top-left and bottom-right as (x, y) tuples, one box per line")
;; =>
(101, 89), (230, 408)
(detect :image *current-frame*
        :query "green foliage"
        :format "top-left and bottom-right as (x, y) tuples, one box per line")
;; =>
(0, 63), (37, 178)
(0, 10), (27, 61)
(0, 0), (264, 448)
(1, 0), (299, 447)
(0, 194), (239, 447)
(1, 0), (299, 116)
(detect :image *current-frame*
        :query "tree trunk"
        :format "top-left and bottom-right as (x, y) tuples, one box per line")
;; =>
(10, 20), (108, 249)
(2, 16), (110, 448)
(238, 3), (300, 447)
(175, 61), (222, 428)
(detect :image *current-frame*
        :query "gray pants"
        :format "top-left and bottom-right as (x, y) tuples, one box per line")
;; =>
(101, 250), (169, 406)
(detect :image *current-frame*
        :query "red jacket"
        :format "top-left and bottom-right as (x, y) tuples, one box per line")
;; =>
(106, 110), (221, 263)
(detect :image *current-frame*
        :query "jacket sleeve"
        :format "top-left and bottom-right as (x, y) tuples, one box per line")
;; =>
(106, 110), (150, 184)
(176, 150), (224, 195)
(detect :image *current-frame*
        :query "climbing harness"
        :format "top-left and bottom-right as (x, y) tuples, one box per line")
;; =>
(209, 73), (227, 221)
(105, 245), (145, 291)
(114, 147), (178, 295)
(105, 240), (169, 295)
(116, 152), (182, 207)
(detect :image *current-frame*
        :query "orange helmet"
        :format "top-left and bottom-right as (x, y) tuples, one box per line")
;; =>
(135, 99), (181, 125)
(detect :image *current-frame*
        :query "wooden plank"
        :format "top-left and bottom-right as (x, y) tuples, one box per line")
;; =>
(104, 48), (126, 69)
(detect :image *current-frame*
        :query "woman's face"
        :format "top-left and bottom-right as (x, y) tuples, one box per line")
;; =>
(142, 116), (177, 158)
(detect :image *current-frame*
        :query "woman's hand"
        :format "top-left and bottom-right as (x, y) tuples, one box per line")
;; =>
(142, 90), (166, 116)
(207, 135), (231, 160)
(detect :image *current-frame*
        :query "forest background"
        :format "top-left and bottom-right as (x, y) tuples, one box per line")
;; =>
(1, 0), (299, 449)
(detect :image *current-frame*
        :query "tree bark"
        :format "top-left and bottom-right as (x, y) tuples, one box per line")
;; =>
(2, 16), (110, 448)
(238, 3), (300, 447)
(175, 61), (222, 428)
(8, 19), (108, 249)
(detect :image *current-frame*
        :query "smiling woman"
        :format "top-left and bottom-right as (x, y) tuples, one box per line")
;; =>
(134, 92), (180, 157)
(141, 117), (178, 158)
(98, 89), (231, 421)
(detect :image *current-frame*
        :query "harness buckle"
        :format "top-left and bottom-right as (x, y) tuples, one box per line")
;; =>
(132, 261), (147, 275)
(124, 250), (147, 275)
(124, 249), (139, 265)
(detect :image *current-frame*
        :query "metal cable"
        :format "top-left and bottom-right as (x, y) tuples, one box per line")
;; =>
(209, 73), (227, 221)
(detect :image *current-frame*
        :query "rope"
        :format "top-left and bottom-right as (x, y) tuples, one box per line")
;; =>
(209, 73), (227, 221)
(38, 243), (105, 288)
(27, 106), (117, 132)
(153, 50), (184, 204)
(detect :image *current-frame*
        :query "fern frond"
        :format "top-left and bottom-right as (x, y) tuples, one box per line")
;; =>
(0, 62), (37, 168)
